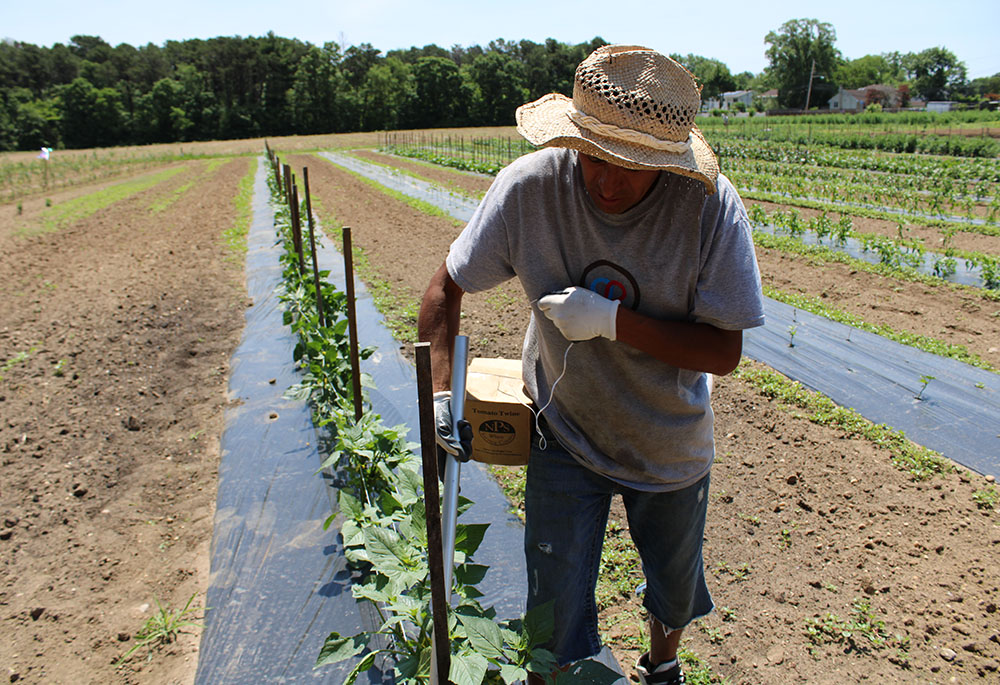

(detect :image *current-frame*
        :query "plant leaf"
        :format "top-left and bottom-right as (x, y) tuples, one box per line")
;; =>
(315, 632), (368, 667)
(449, 651), (489, 685)
(458, 614), (505, 660)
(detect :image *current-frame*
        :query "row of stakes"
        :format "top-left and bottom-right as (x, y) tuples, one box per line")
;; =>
(263, 143), (455, 683)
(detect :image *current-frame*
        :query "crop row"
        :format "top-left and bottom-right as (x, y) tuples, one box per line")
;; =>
(264, 152), (620, 684)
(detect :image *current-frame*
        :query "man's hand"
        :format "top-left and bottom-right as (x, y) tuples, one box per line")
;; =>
(538, 286), (619, 341)
(433, 391), (473, 475)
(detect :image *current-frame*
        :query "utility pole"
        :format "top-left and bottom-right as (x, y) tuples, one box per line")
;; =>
(804, 58), (816, 111)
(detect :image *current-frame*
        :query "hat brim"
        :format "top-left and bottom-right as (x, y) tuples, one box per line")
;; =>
(516, 93), (719, 194)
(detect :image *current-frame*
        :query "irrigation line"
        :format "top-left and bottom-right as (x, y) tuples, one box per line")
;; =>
(319, 151), (1000, 480)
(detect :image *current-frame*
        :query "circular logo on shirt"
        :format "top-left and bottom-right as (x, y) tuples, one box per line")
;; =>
(580, 260), (641, 310)
(478, 419), (516, 446)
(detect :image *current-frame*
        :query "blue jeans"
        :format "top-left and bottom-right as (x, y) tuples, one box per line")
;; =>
(524, 419), (714, 664)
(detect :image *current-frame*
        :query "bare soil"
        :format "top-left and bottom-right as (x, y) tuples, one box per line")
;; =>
(0, 158), (250, 684)
(296, 150), (1000, 683)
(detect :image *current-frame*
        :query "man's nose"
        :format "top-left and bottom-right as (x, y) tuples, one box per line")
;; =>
(597, 166), (625, 193)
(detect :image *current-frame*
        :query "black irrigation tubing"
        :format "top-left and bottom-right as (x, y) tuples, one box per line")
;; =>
(319, 151), (1000, 480)
(197, 156), (527, 684)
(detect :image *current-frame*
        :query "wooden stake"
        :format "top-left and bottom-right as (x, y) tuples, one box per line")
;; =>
(290, 178), (305, 275)
(415, 343), (451, 685)
(303, 167), (325, 327)
(342, 227), (364, 422)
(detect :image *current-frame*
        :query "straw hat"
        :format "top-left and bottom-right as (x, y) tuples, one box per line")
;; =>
(516, 45), (719, 194)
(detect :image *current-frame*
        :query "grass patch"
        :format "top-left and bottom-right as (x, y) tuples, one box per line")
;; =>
(734, 359), (951, 480)
(763, 285), (997, 372)
(115, 594), (205, 666)
(223, 157), (256, 257)
(26, 166), (185, 236)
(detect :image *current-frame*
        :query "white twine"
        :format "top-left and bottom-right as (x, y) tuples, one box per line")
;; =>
(566, 106), (691, 153)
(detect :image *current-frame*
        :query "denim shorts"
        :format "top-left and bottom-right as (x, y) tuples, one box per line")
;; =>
(523, 419), (714, 665)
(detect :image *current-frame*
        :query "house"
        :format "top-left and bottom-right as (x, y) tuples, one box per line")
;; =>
(926, 101), (955, 112)
(702, 90), (755, 112)
(721, 90), (754, 110)
(829, 84), (904, 111)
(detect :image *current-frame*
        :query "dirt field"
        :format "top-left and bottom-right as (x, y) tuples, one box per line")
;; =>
(1, 135), (998, 685)
(1, 158), (250, 684)
(293, 150), (1000, 683)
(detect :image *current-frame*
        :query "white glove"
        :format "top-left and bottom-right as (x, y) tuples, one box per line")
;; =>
(537, 286), (619, 341)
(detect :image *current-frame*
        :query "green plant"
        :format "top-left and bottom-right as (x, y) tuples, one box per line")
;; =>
(115, 594), (205, 666)
(787, 324), (798, 347)
(735, 361), (949, 480)
(972, 487), (997, 510)
(778, 528), (792, 549)
(804, 598), (908, 656)
(915, 375), (935, 401)
(265, 158), (618, 685)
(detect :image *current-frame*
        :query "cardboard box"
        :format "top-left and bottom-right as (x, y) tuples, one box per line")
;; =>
(464, 358), (533, 466)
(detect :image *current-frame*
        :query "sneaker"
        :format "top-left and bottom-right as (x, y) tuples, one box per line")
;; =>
(635, 653), (685, 685)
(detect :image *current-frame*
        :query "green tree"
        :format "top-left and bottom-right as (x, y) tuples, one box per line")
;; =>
(465, 51), (528, 125)
(411, 56), (464, 128)
(969, 73), (1000, 99)
(670, 54), (737, 99)
(359, 57), (414, 131)
(902, 47), (967, 101)
(764, 18), (843, 108)
(58, 76), (123, 147)
(288, 43), (352, 134)
(835, 54), (905, 89)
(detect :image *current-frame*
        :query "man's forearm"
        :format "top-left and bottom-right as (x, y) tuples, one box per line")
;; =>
(418, 262), (464, 391)
(615, 306), (742, 376)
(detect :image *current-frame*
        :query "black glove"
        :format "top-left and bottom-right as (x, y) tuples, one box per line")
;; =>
(434, 391), (473, 477)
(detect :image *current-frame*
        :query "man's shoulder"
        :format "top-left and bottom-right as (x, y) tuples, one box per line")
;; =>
(498, 147), (575, 185)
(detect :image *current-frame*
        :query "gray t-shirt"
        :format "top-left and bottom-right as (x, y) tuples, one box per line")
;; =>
(446, 148), (765, 491)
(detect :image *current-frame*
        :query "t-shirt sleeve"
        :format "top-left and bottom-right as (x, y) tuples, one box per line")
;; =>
(691, 178), (766, 330)
(445, 170), (518, 294)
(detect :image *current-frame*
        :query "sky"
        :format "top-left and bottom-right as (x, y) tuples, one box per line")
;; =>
(3, 0), (998, 80)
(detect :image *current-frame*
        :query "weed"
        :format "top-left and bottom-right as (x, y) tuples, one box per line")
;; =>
(736, 512), (761, 526)
(778, 528), (792, 549)
(698, 620), (725, 644)
(718, 606), (737, 622)
(787, 324), (798, 347)
(735, 360), (950, 480)
(714, 561), (752, 582)
(115, 594), (205, 666)
(53, 359), (66, 377)
(804, 598), (907, 656)
(972, 487), (997, 511)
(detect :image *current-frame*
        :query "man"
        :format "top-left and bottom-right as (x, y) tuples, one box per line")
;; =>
(418, 45), (765, 685)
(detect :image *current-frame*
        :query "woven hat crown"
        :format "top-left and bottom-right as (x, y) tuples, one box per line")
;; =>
(572, 45), (701, 145)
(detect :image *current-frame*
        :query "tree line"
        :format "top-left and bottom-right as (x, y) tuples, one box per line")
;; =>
(0, 34), (607, 151)
(1, 22), (996, 152)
